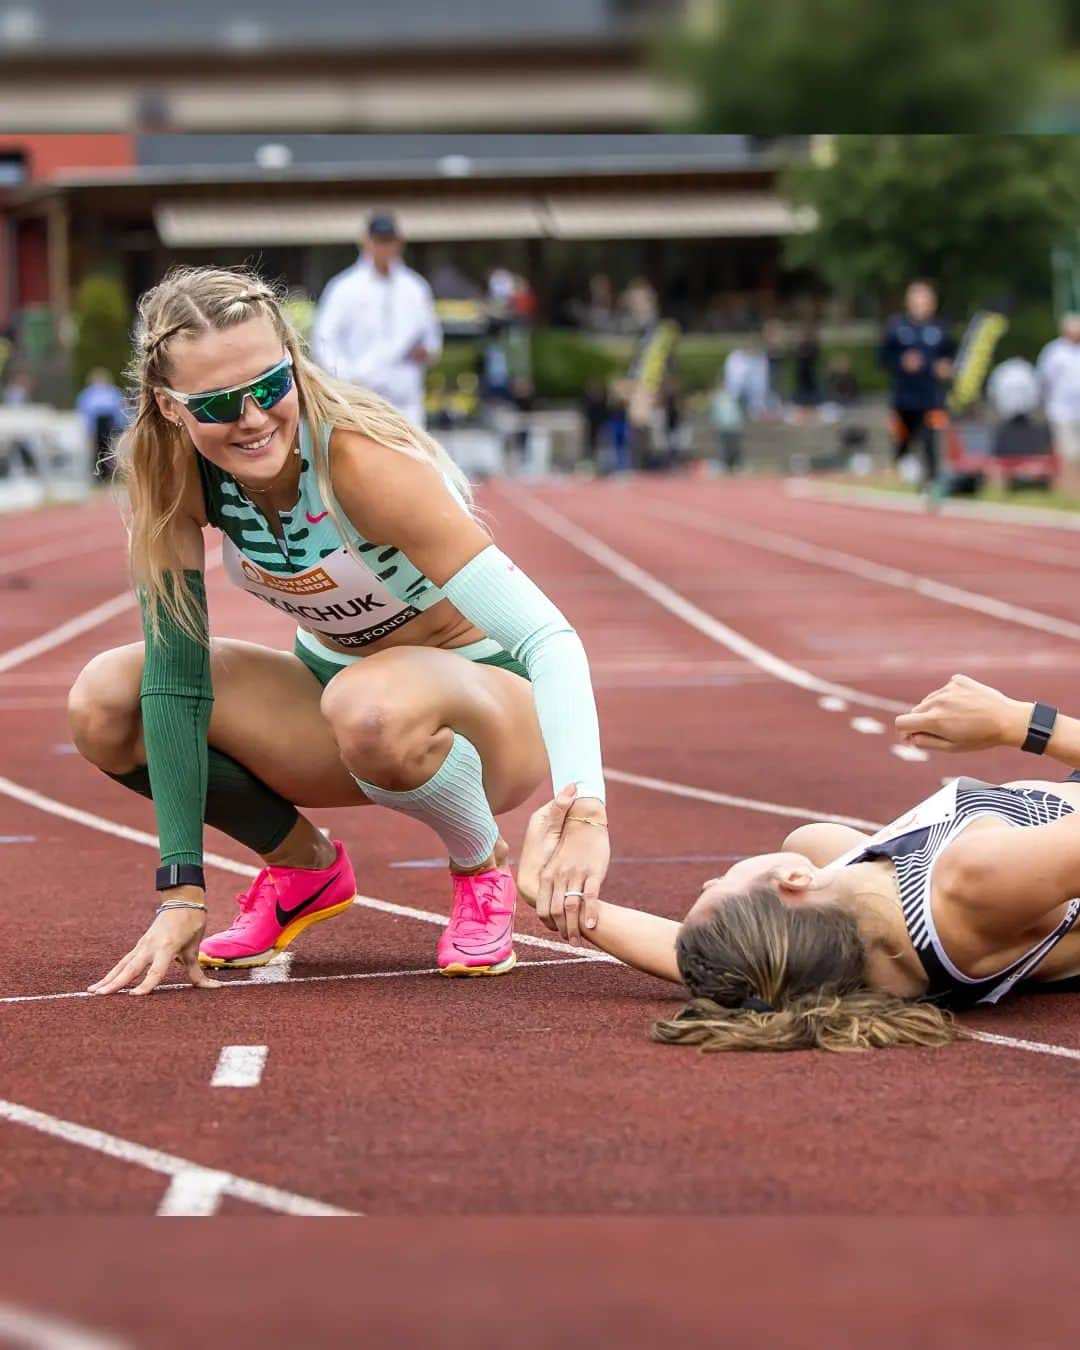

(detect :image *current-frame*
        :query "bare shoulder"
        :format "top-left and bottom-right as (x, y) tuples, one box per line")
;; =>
(326, 427), (488, 576)
(782, 822), (871, 866)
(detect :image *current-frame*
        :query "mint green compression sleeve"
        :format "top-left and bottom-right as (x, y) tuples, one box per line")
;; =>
(441, 546), (605, 802)
(139, 571), (213, 868)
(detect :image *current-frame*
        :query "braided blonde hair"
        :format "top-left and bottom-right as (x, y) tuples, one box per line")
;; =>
(117, 265), (471, 639)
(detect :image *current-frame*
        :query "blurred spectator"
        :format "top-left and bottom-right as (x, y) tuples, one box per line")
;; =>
(723, 335), (773, 417)
(75, 367), (127, 482)
(763, 319), (789, 403)
(603, 378), (631, 475)
(708, 377), (744, 473)
(508, 275), (538, 323)
(2, 369), (33, 406)
(824, 353), (860, 407)
(581, 379), (609, 469)
(987, 356), (1042, 422)
(791, 322), (821, 408)
(487, 267), (516, 309)
(619, 277), (659, 334)
(1036, 314), (1080, 484)
(312, 211), (442, 427)
(0, 369), (39, 479)
(878, 280), (956, 485)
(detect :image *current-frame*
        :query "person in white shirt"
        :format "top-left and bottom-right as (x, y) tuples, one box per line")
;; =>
(1036, 314), (1080, 482)
(312, 212), (442, 427)
(986, 356), (1041, 422)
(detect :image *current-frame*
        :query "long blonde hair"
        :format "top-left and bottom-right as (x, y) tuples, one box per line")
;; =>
(652, 885), (960, 1053)
(117, 264), (472, 638)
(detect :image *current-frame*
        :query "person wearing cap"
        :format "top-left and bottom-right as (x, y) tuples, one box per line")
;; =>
(312, 213), (442, 427)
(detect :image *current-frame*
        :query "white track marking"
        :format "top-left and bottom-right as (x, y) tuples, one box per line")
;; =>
(502, 488), (907, 713)
(851, 717), (885, 735)
(643, 498), (1080, 645)
(0, 770), (598, 961)
(0, 957), (598, 1006)
(966, 1030), (1080, 1062)
(788, 478), (1080, 533)
(210, 1044), (268, 1087)
(0, 593), (138, 675)
(892, 744), (930, 763)
(0, 547), (222, 675)
(0, 1097), (355, 1216)
(818, 695), (847, 711)
(603, 767), (882, 830)
(249, 952), (293, 983)
(156, 1170), (233, 1217)
(0, 531), (121, 577)
(0, 1304), (131, 1349)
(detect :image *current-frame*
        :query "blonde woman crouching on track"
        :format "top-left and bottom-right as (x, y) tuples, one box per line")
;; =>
(67, 265), (609, 996)
(518, 675), (1080, 1052)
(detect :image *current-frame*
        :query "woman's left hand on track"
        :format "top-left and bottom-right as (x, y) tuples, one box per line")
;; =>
(523, 787), (610, 946)
(88, 901), (222, 996)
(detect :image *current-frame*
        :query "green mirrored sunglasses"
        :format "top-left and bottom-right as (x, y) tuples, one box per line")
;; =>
(162, 354), (293, 424)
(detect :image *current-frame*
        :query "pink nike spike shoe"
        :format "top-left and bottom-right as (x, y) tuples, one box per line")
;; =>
(199, 840), (357, 968)
(438, 868), (518, 977)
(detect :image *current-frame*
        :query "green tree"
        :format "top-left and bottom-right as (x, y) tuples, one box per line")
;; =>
(668, 0), (1063, 133)
(782, 136), (1080, 312)
(72, 274), (133, 392)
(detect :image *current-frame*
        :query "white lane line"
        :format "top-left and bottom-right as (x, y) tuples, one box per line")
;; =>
(0, 770), (608, 963)
(966, 1030), (1080, 1062)
(787, 478), (1080, 534)
(604, 767), (882, 830)
(0, 547), (223, 675)
(249, 952), (293, 983)
(851, 717), (885, 735)
(892, 744), (930, 763)
(0, 531), (121, 577)
(211, 1045), (268, 1088)
(0, 1096), (355, 1216)
(0, 957), (599, 1006)
(156, 1169), (233, 1217)
(502, 488), (907, 713)
(643, 498), (1080, 645)
(818, 695), (848, 711)
(0, 1304), (132, 1349)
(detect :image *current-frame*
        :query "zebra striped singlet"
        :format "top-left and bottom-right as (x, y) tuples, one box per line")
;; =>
(834, 777), (1080, 1007)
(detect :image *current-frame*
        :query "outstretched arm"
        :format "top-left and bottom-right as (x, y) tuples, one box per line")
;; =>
(518, 787), (681, 984)
(896, 673), (1080, 770)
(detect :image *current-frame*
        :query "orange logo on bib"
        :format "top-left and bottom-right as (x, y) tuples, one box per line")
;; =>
(239, 559), (335, 595)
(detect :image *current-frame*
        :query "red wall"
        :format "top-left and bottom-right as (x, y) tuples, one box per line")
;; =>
(0, 134), (134, 181)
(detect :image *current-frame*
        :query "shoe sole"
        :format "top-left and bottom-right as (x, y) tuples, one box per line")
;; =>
(439, 949), (517, 978)
(198, 894), (357, 969)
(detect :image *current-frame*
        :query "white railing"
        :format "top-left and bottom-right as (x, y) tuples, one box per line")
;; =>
(0, 407), (93, 511)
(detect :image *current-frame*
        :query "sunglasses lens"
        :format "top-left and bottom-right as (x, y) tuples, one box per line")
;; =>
(185, 360), (291, 423)
(250, 366), (293, 410)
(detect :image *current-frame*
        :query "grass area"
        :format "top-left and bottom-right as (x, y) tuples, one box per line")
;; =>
(827, 474), (1080, 513)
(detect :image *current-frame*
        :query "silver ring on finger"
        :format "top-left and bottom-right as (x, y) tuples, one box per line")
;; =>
(563, 890), (586, 898)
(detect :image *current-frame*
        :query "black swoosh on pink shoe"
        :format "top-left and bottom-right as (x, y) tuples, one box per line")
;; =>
(275, 873), (342, 928)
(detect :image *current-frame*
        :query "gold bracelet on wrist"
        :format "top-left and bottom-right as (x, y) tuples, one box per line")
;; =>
(566, 814), (608, 830)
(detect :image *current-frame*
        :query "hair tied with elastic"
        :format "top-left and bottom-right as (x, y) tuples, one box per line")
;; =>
(740, 995), (774, 1014)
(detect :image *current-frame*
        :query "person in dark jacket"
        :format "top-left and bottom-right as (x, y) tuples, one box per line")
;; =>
(878, 281), (956, 488)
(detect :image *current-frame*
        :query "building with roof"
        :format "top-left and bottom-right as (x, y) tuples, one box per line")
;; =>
(0, 133), (816, 351)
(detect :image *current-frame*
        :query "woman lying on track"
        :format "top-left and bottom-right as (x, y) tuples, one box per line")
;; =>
(68, 265), (609, 995)
(519, 674), (1080, 1052)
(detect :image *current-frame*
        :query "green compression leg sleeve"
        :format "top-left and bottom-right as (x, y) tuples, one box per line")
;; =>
(139, 571), (213, 868)
(108, 748), (299, 858)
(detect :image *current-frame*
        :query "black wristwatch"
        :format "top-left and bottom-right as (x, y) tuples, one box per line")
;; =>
(1021, 702), (1058, 755)
(155, 864), (206, 891)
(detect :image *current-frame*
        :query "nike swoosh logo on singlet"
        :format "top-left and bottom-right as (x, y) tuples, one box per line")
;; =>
(275, 873), (341, 927)
(306, 510), (329, 524)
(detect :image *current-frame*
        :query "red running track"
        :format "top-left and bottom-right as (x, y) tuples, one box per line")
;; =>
(3, 478), (1080, 1225)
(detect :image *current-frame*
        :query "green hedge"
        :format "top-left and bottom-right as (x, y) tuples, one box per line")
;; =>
(432, 319), (1058, 403)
